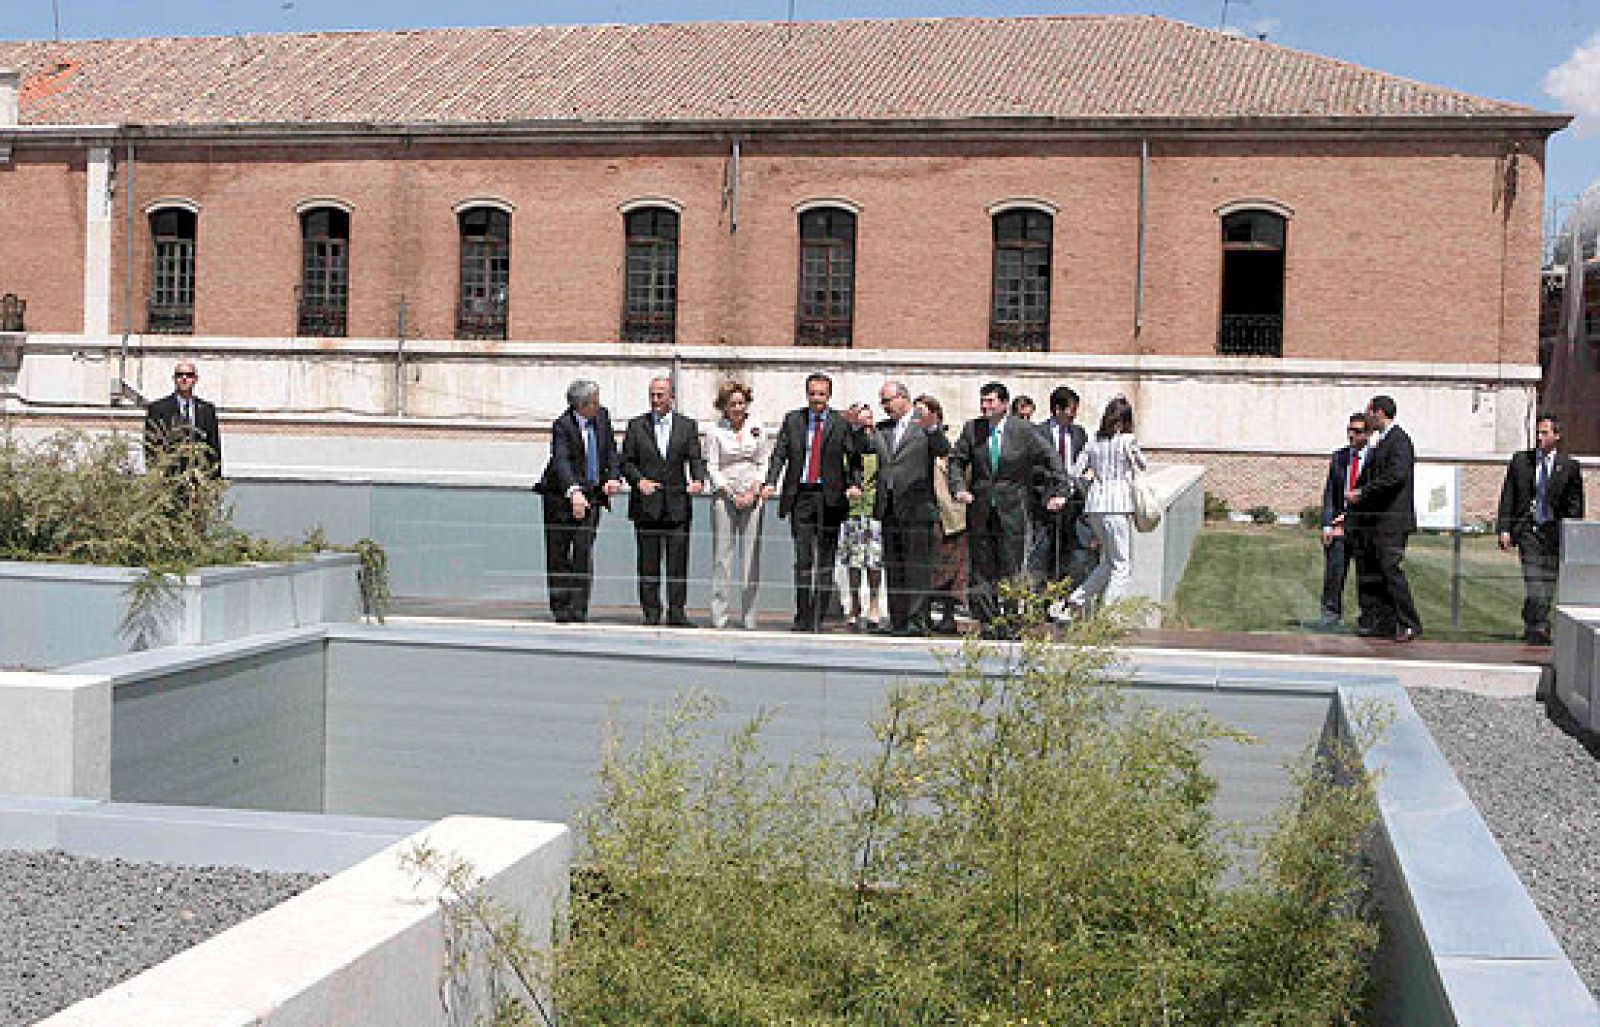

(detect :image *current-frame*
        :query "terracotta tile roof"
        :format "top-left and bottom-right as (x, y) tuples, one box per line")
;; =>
(0, 16), (1545, 129)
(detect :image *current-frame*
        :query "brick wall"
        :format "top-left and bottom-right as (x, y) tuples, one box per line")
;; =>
(0, 129), (1541, 368)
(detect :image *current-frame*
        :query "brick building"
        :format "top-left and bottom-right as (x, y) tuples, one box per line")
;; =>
(0, 16), (1581, 515)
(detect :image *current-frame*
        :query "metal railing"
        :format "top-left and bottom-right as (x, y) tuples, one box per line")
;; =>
(988, 324), (1049, 352)
(456, 302), (508, 341)
(297, 302), (348, 338)
(146, 301), (194, 335)
(1216, 313), (1282, 356)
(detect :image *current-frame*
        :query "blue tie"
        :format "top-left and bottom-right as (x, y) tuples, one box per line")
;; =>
(585, 419), (600, 485)
(1536, 454), (1551, 524)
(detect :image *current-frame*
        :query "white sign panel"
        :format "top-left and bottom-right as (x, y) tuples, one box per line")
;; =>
(1414, 464), (1462, 531)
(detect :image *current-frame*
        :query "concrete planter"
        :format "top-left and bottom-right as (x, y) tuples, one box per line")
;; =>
(0, 552), (361, 669)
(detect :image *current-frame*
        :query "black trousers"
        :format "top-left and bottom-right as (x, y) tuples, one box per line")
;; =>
(789, 489), (847, 629)
(881, 501), (935, 632)
(967, 504), (1028, 625)
(544, 492), (603, 623)
(1027, 507), (1087, 588)
(1353, 529), (1420, 634)
(634, 518), (691, 619)
(1319, 533), (1355, 619)
(1516, 523), (1561, 634)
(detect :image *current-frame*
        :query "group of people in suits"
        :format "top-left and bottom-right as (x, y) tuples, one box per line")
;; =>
(536, 373), (1146, 637)
(1318, 396), (1587, 646)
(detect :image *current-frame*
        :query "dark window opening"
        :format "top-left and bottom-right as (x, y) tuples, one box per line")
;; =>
(990, 210), (1052, 352)
(623, 207), (679, 345)
(795, 208), (855, 347)
(1218, 210), (1286, 356)
(148, 207), (196, 335)
(458, 207), (510, 341)
(298, 207), (350, 338)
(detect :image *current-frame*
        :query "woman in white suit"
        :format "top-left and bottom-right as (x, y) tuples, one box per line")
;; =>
(704, 380), (771, 629)
(1068, 396), (1145, 613)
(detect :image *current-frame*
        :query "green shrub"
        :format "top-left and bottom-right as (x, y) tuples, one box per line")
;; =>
(1300, 504), (1324, 528)
(536, 604), (1380, 1025)
(1247, 504), (1278, 525)
(1203, 490), (1232, 521)
(0, 428), (391, 626)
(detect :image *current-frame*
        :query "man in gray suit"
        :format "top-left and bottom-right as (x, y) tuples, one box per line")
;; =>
(950, 381), (1069, 635)
(870, 380), (951, 636)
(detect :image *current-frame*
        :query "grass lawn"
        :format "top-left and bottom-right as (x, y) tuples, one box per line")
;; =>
(1168, 522), (1528, 644)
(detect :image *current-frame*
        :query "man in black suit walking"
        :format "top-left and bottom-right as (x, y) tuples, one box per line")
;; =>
(622, 377), (707, 627)
(950, 381), (1069, 634)
(762, 372), (861, 632)
(538, 378), (623, 624)
(1497, 413), (1586, 645)
(1028, 385), (1089, 609)
(143, 360), (223, 478)
(869, 379), (950, 636)
(1312, 411), (1371, 630)
(1346, 394), (1421, 642)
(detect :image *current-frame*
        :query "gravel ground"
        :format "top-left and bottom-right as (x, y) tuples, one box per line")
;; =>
(0, 851), (323, 1025)
(1409, 688), (1600, 993)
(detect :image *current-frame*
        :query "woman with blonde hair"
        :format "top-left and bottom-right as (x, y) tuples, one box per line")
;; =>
(704, 380), (771, 629)
(1068, 395), (1145, 615)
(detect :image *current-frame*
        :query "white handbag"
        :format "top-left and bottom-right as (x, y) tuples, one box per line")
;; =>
(1122, 434), (1161, 533)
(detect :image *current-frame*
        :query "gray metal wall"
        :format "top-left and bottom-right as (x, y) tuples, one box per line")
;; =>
(322, 630), (1332, 836)
(110, 641), (327, 811)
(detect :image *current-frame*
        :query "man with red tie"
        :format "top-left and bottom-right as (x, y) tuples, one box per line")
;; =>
(1314, 411), (1371, 630)
(763, 372), (862, 632)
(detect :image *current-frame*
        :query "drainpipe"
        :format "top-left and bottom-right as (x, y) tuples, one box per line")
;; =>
(1134, 137), (1148, 341)
(728, 138), (741, 234)
(395, 294), (407, 418)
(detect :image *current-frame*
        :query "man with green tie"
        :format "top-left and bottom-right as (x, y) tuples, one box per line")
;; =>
(949, 381), (1069, 636)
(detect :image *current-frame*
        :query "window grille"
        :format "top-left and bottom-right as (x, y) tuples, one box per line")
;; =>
(795, 208), (855, 347)
(148, 208), (196, 335)
(298, 207), (350, 337)
(623, 207), (679, 344)
(989, 210), (1051, 352)
(1218, 210), (1287, 357)
(457, 207), (510, 341)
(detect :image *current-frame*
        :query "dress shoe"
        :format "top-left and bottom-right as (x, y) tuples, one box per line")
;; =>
(932, 619), (958, 635)
(643, 613), (661, 626)
(666, 613), (698, 628)
(1357, 625), (1391, 638)
(1393, 627), (1420, 643)
(1526, 628), (1553, 646)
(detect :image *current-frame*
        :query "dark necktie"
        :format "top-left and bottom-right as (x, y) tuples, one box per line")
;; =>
(1058, 426), (1067, 463)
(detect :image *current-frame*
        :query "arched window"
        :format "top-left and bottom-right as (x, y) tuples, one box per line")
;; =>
(147, 207), (197, 334)
(623, 206), (679, 344)
(990, 209), (1052, 352)
(298, 206), (350, 337)
(457, 206), (511, 340)
(1218, 209), (1287, 356)
(795, 207), (856, 347)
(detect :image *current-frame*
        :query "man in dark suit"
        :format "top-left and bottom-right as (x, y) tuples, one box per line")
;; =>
(1346, 394), (1421, 642)
(950, 381), (1069, 634)
(143, 360), (223, 477)
(622, 377), (707, 627)
(1312, 411), (1371, 630)
(537, 378), (623, 624)
(870, 379), (951, 636)
(762, 372), (862, 632)
(1028, 385), (1089, 606)
(1497, 413), (1586, 645)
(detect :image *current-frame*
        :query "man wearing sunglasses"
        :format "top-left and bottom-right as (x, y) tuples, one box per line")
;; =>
(143, 361), (223, 478)
(1313, 411), (1369, 631)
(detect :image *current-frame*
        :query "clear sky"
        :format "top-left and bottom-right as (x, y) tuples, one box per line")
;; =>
(5, 0), (1598, 230)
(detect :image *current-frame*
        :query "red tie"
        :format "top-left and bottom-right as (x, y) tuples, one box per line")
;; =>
(1348, 450), (1360, 492)
(1058, 426), (1067, 463)
(805, 413), (824, 484)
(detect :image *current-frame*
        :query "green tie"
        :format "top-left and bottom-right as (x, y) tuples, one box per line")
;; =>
(988, 426), (1001, 472)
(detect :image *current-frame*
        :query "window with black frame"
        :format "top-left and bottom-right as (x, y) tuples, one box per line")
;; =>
(795, 208), (855, 347)
(623, 207), (679, 344)
(1218, 210), (1287, 356)
(457, 207), (510, 340)
(990, 210), (1052, 352)
(298, 207), (350, 337)
(148, 208), (197, 335)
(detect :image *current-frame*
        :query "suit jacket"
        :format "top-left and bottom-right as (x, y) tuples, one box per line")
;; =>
(1032, 419), (1088, 512)
(1349, 424), (1416, 538)
(622, 411), (707, 524)
(948, 414), (1067, 537)
(538, 407), (622, 510)
(1496, 449), (1585, 537)
(871, 415), (951, 524)
(764, 406), (861, 519)
(1320, 445), (1363, 529)
(143, 393), (223, 477)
